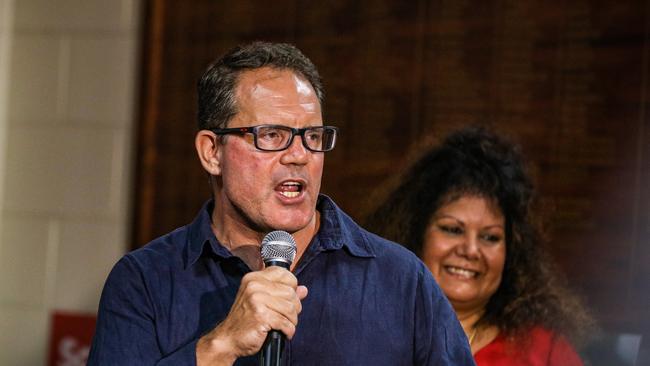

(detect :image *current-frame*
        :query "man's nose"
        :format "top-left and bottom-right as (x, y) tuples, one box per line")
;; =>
(280, 134), (309, 164)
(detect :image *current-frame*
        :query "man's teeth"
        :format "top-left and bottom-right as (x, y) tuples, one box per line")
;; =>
(279, 182), (301, 198)
(446, 266), (477, 278)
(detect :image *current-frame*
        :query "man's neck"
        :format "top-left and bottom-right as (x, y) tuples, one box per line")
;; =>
(289, 210), (320, 270)
(210, 207), (320, 271)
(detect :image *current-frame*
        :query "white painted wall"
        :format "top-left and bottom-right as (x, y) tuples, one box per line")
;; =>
(0, 1), (141, 364)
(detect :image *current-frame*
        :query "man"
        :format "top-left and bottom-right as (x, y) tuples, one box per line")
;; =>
(88, 42), (474, 365)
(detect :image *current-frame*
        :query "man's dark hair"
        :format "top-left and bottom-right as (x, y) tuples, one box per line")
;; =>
(197, 41), (325, 130)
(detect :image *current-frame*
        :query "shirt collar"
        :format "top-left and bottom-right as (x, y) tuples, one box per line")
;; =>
(313, 194), (376, 258)
(185, 200), (232, 268)
(184, 195), (376, 268)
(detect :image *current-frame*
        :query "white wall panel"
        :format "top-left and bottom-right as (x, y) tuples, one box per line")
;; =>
(4, 126), (120, 217)
(0, 0), (140, 363)
(0, 307), (48, 366)
(68, 37), (137, 126)
(0, 214), (51, 307)
(54, 219), (124, 311)
(14, 0), (138, 32)
(8, 34), (65, 124)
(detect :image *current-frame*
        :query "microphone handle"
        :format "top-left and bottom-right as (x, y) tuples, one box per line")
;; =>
(260, 330), (284, 366)
(259, 259), (291, 366)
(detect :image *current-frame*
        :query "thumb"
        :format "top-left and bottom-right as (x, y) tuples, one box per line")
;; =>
(296, 285), (308, 300)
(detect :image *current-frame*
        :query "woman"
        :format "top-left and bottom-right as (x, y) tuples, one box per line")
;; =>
(365, 126), (594, 365)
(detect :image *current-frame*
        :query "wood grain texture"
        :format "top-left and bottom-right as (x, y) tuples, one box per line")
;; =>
(133, 0), (650, 341)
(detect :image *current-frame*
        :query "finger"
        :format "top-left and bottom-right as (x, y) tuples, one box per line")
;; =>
(296, 285), (308, 300)
(262, 293), (302, 325)
(233, 291), (298, 339)
(239, 270), (304, 320)
(266, 312), (298, 339)
(241, 277), (299, 305)
(260, 266), (299, 287)
(237, 279), (302, 321)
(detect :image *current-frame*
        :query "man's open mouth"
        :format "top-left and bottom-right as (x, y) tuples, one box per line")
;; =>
(277, 181), (303, 198)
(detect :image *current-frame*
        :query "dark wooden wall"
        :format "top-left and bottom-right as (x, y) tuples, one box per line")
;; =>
(133, 0), (650, 346)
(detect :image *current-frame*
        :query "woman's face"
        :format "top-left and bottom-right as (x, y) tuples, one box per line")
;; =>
(422, 195), (506, 312)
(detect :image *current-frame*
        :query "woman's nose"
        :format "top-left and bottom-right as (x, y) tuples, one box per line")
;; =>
(457, 234), (480, 259)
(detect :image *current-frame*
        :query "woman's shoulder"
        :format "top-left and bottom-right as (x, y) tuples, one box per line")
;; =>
(528, 326), (580, 355)
(474, 326), (584, 366)
(528, 326), (561, 343)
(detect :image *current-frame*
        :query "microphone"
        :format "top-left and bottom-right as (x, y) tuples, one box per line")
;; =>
(259, 230), (297, 366)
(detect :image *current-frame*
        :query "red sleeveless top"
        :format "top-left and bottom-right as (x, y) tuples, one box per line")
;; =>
(474, 327), (583, 366)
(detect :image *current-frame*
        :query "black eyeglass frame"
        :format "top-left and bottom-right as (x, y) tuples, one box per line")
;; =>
(208, 124), (339, 152)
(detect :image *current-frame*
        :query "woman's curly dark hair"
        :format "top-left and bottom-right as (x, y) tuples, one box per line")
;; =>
(364, 126), (594, 346)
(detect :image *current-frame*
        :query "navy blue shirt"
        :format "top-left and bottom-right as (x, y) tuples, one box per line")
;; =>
(88, 195), (474, 365)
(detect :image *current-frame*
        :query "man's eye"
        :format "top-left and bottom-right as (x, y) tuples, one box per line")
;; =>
(304, 130), (323, 140)
(259, 129), (283, 140)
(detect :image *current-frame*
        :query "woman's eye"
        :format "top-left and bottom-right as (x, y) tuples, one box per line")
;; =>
(482, 234), (502, 243)
(440, 225), (462, 235)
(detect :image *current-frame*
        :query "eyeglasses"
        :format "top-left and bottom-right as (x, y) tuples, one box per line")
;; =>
(209, 124), (338, 152)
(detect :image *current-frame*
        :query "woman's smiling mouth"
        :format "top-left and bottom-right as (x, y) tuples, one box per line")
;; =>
(444, 265), (479, 279)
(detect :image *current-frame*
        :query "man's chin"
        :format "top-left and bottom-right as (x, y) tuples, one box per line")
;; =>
(265, 213), (314, 234)
(267, 222), (309, 234)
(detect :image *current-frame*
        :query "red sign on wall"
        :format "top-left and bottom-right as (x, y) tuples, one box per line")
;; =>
(48, 311), (96, 366)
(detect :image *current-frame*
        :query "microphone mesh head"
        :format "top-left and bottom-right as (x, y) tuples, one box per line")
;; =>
(260, 230), (297, 265)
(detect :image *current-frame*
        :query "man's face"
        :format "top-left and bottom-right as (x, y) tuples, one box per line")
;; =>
(214, 67), (324, 235)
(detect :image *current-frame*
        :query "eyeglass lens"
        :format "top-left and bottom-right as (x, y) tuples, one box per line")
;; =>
(256, 126), (336, 151)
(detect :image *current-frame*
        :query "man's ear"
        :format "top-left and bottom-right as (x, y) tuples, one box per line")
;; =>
(195, 130), (222, 176)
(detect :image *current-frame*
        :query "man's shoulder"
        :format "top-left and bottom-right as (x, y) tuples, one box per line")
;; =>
(122, 224), (191, 270)
(361, 228), (427, 269)
(321, 195), (422, 265)
(334, 211), (426, 272)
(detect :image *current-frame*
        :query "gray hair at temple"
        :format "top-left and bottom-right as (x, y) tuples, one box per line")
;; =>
(197, 41), (325, 130)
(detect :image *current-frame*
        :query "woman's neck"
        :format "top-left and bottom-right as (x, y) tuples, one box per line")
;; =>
(453, 305), (500, 355)
(454, 307), (484, 338)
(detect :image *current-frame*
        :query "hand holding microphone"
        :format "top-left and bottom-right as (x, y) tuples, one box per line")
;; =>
(196, 231), (307, 366)
(259, 231), (298, 366)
